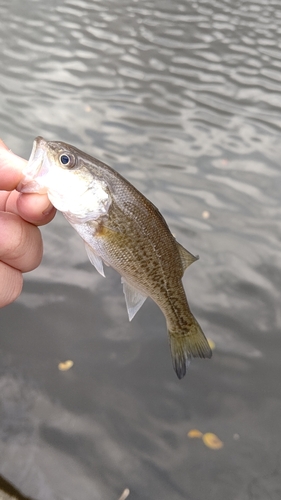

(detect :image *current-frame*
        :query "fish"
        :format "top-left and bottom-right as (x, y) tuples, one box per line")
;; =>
(17, 137), (212, 378)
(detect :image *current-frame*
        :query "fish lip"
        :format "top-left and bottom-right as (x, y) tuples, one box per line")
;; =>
(17, 137), (49, 193)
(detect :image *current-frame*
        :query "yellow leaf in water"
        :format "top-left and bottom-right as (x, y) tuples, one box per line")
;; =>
(58, 360), (74, 371)
(207, 338), (216, 350)
(202, 433), (224, 450)
(187, 429), (203, 438)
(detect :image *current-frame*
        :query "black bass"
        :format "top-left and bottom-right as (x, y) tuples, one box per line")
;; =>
(17, 137), (212, 378)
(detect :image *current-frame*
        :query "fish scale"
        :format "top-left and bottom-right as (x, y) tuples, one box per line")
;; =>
(17, 136), (212, 379)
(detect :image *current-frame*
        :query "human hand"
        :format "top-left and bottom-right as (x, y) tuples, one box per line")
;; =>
(0, 139), (56, 307)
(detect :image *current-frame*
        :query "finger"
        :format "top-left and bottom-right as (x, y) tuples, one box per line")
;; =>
(0, 261), (23, 308)
(0, 212), (43, 272)
(0, 139), (27, 191)
(0, 140), (56, 224)
(5, 190), (56, 226)
(0, 191), (9, 211)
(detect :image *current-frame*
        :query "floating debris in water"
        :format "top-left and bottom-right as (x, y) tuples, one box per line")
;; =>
(202, 432), (224, 450)
(220, 158), (229, 166)
(187, 429), (224, 449)
(58, 360), (74, 371)
(187, 429), (203, 438)
(202, 210), (210, 219)
(118, 488), (130, 500)
(0, 473), (33, 500)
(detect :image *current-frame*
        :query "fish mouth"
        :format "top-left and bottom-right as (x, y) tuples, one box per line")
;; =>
(17, 136), (49, 194)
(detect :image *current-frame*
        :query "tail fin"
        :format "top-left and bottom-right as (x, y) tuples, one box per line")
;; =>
(168, 318), (212, 379)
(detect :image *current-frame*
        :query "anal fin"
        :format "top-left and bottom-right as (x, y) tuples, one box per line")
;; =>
(121, 277), (147, 321)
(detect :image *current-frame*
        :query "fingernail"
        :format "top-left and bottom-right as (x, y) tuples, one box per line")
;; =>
(42, 202), (54, 215)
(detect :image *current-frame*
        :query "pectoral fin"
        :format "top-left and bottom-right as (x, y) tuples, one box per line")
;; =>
(85, 243), (105, 277)
(176, 242), (199, 271)
(121, 278), (147, 321)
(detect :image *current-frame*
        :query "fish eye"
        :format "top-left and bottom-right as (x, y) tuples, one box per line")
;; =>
(59, 153), (76, 168)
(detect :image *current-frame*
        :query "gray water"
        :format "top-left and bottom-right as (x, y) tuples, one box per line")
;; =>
(0, 0), (281, 499)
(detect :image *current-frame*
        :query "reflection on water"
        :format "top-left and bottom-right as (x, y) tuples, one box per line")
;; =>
(1, 0), (281, 499)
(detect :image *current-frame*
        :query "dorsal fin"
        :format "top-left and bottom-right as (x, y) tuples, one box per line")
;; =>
(176, 242), (199, 271)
